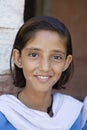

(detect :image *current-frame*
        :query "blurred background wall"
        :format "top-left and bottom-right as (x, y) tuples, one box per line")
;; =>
(0, 0), (87, 100)
(0, 0), (24, 74)
(50, 0), (87, 100)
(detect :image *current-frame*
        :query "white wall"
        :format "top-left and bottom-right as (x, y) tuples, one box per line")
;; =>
(0, 0), (24, 74)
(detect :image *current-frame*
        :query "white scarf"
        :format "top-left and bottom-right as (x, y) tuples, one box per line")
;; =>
(0, 93), (83, 130)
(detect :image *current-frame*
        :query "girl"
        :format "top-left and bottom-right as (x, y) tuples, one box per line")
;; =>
(0, 16), (83, 130)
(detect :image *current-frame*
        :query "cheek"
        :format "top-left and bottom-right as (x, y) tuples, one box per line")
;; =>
(22, 58), (38, 69)
(53, 64), (65, 78)
(22, 60), (38, 78)
(51, 65), (63, 87)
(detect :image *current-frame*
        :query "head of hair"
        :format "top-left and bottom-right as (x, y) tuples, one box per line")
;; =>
(10, 16), (73, 89)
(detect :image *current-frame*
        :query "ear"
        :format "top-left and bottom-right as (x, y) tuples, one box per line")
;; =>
(63, 55), (72, 71)
(13, 49), (22, 68)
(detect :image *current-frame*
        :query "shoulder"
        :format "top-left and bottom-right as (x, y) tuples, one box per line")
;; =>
(53, 93), (83, 129)
(63, 93), (83, 112)
(54, 92), (83, 106)
(0, 112), (16, 130)
(53, 92), (83, 116)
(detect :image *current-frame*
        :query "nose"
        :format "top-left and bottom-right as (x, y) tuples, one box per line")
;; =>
(39, 57), (51, 72)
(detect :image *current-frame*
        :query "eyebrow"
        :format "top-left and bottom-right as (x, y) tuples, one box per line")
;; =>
(52, 50), (66, 55)
(24, 47), (40, 51)
(24, 47), (66, 54)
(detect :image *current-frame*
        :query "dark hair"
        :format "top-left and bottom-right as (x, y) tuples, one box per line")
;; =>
(10, 16), (73, 89)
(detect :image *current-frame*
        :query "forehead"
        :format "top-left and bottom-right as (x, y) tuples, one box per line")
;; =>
(24, 30), (66, 52)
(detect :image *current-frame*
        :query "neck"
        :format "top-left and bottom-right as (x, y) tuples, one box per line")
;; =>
(17, 88), (53, 114)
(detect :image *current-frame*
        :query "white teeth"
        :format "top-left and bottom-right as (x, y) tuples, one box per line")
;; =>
(38, 76), (49, 79)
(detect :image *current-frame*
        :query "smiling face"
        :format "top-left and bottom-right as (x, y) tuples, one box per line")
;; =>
(13, 30), (72, 92)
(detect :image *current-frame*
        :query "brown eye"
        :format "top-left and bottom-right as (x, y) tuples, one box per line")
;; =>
(52, 55), (63, 61)
(51, 54), (66, 63)
(53, 55), (62, 60)
(31, 53), (37, 57)
(28, 52), (38, 58)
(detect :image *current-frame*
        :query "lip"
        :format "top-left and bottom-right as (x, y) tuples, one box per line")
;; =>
(34, 75), (52, 83)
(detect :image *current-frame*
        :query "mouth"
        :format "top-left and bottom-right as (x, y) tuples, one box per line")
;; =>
(34, 75), (52, 83)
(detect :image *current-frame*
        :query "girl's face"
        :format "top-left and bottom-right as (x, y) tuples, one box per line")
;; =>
(13, 30), (72, 92)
